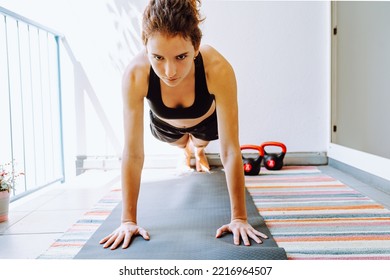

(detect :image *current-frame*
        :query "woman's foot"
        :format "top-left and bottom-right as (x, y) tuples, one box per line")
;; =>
(195, 147), (211, 173)
(176, 141), (194, 173)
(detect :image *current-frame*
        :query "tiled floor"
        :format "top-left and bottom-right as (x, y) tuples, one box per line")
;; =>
(0, 169), (122, 258)
(1, 165), (390, 259)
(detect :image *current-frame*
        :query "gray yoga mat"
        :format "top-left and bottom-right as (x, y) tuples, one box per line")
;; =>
(75, 169), (287, 260)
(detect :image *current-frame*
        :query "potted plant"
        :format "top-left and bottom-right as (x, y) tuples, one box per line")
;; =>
(0, 163), (23, 222)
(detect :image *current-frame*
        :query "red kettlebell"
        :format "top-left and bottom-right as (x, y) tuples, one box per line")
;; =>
(260, 141), (287, 170)
(240, 145), (264, 175)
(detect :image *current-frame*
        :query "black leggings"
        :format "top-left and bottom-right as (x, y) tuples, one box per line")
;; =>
(149, 110), (219, 143)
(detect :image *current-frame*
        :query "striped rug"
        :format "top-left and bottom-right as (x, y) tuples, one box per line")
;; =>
(39, 166), (390, 260)
(246, 166), (390, 260)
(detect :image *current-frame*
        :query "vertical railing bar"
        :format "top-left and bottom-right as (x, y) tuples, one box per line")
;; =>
(37, 28), (47, 182)
(55, 36), (65, 183)
(4, 15), (15, 195)
(16, 20), (28, 192)
(46, 32), (55, 179)
(27, 24), (37, 186)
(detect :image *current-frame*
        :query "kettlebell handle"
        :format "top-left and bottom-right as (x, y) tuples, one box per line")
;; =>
(240, 144), (264, 156)
(260, 141), (287, 154)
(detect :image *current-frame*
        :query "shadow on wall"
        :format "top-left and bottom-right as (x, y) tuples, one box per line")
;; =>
(66, 0), (178, 173)
(64, 0), (146, 167)
(62, 38), (122, 157)
(106, 0), (144, 73)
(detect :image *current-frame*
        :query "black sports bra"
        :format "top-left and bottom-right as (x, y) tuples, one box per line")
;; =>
(146, 53), (215, 119)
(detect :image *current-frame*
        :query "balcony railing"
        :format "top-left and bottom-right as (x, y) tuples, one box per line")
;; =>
(0, 7), (65, 201)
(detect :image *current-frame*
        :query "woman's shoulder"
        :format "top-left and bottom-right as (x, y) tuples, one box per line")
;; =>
(200, 44), (233, 72)
(122, 50), (150, 95)
(200, 45), (225, 65)
(123, 50), (150, 79)
(199, 45), (235, 87)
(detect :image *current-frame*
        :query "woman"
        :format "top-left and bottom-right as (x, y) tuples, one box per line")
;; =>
(100, 0), (268, 250)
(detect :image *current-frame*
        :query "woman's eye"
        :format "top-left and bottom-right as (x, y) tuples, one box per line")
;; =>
(154, 56), (164, 61)
(177, 54), (187, 60)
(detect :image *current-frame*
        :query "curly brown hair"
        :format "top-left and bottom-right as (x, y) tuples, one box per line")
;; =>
(142, 0), (204, 50)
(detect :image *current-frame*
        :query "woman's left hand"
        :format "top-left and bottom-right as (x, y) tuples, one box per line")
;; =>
(215, 219), (268, 246)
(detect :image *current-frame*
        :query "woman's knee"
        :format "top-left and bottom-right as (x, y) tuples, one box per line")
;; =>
(170, 134), (190, 148)
(190, 135), (209, 149)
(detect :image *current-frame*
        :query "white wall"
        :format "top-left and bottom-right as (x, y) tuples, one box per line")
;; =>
(328, 1), (390, 181)
(0, 0), (330, 174)
(202, 1), (330, 153)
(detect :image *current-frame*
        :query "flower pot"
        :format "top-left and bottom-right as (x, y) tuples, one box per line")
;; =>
(0, 191), (10, 223)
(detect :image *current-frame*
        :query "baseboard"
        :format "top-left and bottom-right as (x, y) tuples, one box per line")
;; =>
(206, 152), (328, 167)
(76, 152), (328, 174)
(328, 143), (390, 181)
(328, 158), (390, 194)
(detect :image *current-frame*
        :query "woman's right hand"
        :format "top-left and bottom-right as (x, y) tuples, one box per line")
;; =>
(99, 222), (150, 250)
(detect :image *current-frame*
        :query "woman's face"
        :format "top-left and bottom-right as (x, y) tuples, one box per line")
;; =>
(146, 33), (198, 87)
